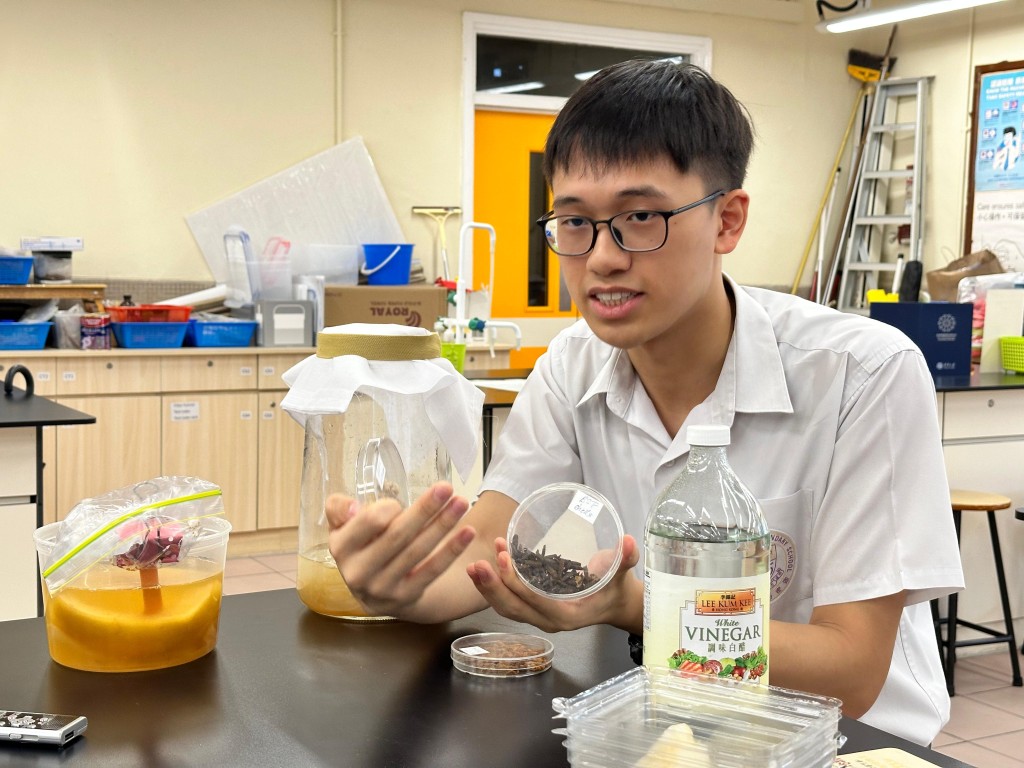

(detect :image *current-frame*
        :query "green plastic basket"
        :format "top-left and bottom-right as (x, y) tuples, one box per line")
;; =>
(999, 336), (1024, 373)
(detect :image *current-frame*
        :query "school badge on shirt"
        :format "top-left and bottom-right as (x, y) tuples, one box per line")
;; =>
(769, 530), (797, 600)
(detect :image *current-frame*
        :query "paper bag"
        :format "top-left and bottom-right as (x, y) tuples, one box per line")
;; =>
(926, 249), (1003, 302)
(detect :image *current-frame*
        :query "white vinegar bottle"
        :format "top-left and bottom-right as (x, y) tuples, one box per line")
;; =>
(643, 424), (770, 684)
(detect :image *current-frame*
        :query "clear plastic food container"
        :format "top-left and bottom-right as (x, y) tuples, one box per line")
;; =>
(507, 482), (624, 600)
(552, 666), (842, 767)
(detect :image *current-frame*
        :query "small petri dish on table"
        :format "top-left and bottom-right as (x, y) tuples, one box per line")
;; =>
(451, 632), (554, 678)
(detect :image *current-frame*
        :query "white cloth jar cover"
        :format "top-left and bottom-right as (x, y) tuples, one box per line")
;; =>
(280, 323), (484, 481)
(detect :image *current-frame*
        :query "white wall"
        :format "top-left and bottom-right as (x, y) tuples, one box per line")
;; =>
(2, 0), (1021, 290)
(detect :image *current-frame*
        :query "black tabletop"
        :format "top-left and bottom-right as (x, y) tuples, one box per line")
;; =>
(934, 371), (1024, 391)
(0, 387), (95, 429)
(0, 589), (971, 767)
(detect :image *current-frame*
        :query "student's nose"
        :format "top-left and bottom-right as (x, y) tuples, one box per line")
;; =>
(587, 223), (632, 274)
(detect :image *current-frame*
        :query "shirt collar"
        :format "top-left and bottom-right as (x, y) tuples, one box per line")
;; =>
(726, 274), (793, 415)
(575, 274), (793, 419)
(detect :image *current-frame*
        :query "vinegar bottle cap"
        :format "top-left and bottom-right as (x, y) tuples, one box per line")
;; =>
(686, 424), (730, 447)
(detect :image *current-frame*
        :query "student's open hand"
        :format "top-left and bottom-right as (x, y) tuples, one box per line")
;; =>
(324, 483), (473, 619)
(466, 535), (642, 633)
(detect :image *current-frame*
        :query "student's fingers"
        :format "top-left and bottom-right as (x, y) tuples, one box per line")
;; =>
(325, 493), (403, 553)
(374, 490), (473, 585)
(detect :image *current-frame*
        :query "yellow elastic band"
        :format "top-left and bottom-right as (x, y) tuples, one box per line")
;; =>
(316, 332), (441, 361)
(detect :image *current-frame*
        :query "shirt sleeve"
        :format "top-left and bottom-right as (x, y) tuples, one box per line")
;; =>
(478, 338), (584, 504)
(810, 349), (964, 607)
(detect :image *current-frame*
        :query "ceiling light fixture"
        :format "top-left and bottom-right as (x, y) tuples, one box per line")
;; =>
(817, 0), (1009, 33)
(574, 56), (684, 81)
(477, 80), (546, 95)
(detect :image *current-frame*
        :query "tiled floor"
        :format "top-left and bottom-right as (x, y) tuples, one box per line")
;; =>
(224, 552), (297, 596)
(225, 553), (1024, 766)
(931, 650), (1024, 766)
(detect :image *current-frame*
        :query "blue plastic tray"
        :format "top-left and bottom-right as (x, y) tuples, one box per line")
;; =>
(184, 319), (257, 347)
(111, 321), (188, 349)
(0, 321), (52, 350)
(0, 255), (33, 285)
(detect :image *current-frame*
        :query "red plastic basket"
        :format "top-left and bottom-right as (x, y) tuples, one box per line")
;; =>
(106, 304), (192, 323)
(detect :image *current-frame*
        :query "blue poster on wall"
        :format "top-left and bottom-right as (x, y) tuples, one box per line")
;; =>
(970, 65), (1024, 273)
(974, 68), (1024, 192)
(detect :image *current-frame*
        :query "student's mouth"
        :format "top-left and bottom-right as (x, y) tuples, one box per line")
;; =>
(588, 289), (642, 318)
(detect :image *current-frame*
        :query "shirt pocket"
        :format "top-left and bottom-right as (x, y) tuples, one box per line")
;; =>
(761, 489), (814, 622)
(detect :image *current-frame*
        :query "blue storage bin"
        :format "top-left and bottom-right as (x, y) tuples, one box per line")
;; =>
(184, 319), (257, 347)
(0, 255), (33, 285)
(0, 322), (52, 350)
(111, 321), (188, 349)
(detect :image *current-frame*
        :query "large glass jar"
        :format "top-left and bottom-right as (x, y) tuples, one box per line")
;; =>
(282, 324), (482, 621)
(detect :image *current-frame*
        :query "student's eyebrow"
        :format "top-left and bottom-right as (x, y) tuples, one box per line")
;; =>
(552, 186), (669, 209)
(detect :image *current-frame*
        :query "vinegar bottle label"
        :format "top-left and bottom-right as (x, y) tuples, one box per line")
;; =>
(644, 570), (770, 685)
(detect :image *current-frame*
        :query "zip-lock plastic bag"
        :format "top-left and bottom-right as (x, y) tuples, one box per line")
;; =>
(40, 476), (224, 594)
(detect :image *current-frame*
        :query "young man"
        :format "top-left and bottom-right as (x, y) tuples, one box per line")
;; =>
(326, 60), (963, 745)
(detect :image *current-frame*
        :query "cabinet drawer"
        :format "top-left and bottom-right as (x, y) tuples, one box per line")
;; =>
(57, 357), (159, 395)
(258, 353), (308, 390)
(161, 354), (257, 392)
(943, 389), (1024, 440)
(0, 358), (57, 396)
(464, 349), (511, 370)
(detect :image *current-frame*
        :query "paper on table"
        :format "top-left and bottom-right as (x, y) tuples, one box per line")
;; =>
(833, 748), (943, 767)
(979, 288), (1024, 372)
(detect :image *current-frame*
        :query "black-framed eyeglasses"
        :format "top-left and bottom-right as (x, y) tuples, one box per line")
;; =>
(535, 190), (726, 257)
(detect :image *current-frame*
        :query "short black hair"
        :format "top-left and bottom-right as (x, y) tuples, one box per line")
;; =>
(1005, 126), (1017, 136)
(543, 59), (754, 192)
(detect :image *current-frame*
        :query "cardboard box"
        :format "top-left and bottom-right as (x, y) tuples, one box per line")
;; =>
(869, 302), (973, 379)
(323, 285), (448, 330)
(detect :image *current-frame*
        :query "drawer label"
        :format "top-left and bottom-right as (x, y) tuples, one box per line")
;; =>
(36, 371), (51, 381)
(170, 401), (200, 422)
(262, 366), (275, 376)
(240, 410), (253, 420)
(262, 410), (275, 420)
(62, 371), (76, 382)
(240, 367), (254, 376)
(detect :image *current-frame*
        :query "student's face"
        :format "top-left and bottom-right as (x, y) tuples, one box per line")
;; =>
(549, 157), (747, 352)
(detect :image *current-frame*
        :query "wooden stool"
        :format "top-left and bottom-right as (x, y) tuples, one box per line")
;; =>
(931, 490), (1023, 696)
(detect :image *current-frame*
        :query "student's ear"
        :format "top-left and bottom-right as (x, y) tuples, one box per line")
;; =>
(715, 190), (749, 255)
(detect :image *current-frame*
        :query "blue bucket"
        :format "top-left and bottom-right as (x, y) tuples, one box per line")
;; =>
(360, 244), (413, 286)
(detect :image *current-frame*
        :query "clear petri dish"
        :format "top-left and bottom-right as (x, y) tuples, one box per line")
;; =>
(354, 436), (409, 507)
(451, 632), (554, 678)
(506, 482), (624, 601)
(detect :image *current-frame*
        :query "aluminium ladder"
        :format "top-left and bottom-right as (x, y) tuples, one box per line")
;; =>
(834, 76), (931, 314)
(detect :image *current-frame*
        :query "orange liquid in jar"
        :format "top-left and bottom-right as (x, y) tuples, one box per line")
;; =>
(43, 560), (224, 672)
(297, 545), (393, 621)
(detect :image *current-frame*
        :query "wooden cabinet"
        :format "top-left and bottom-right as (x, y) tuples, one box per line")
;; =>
(56, 356), (160, 396)
(53, 394), (162, 519)
(257, 392), (305, 530)
(464, 345), (511, 370)
(0, 347), (315, 540)
(161, 354), (257, 392)
(162, 392), (259, 532)
(0, 357), (57, 396)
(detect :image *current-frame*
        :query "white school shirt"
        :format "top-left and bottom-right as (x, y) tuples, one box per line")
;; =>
(481, 276), (964, 745)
